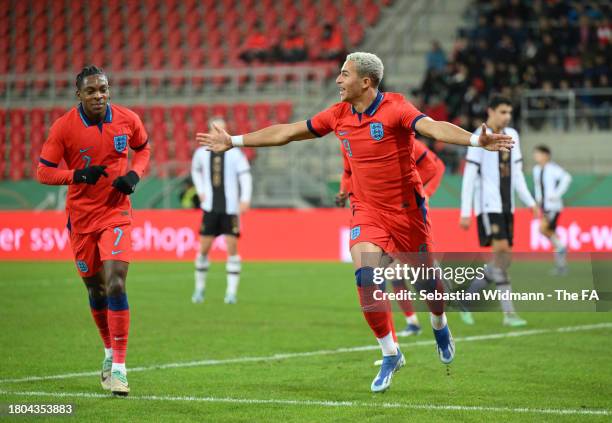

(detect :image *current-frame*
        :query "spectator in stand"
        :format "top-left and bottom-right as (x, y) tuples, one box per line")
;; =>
(318, 23), (344, 62)
(578, 15), (597, 49)
(595, 74), (611, 129)
(554, 16), (579, 56)
(494, 35), (518, 64)
(416, 0), (611, 139)
(239, 22), (270, 63)
(279, 24), (308, 63)
(425, 40), (447, 71)
(596, 17), (611, 46)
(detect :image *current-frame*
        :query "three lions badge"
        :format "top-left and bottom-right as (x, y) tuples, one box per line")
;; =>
(369, 122), (384, 141)
(114, 135), (127, 153)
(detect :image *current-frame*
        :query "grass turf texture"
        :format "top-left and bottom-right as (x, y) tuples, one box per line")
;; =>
(0, 261), (610, 422)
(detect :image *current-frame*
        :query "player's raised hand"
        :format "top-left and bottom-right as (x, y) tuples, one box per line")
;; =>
(477, 124), (514, 152)
(73, 165), (108, 185)
(196, 123), (233, 153)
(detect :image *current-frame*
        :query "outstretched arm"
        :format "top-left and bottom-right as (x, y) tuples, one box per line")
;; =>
(416, 118), (514, 152)
(197, 121), (316, 152)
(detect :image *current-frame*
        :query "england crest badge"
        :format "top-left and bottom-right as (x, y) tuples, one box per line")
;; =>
(370, 122), (384, 141)
(114, 135), (127, 153)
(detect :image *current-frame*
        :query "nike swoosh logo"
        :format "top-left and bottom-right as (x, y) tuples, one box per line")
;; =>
(113, 337), (126, 341)
(79, 147), (92, 153)
(338, 131), (349, 135)
(111, 250), (123, 255)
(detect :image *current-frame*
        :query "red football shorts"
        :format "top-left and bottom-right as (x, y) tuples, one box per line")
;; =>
(349, 203), (433, 254)
(70, 224), (132, 277)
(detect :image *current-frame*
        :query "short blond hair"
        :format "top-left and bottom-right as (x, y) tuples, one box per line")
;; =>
(345, 52), (384, 88)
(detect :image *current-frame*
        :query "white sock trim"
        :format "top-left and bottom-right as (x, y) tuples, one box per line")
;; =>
(377, 332), (398, 356)
(111, 362), (126, 374)
(430, 313), (447, 330)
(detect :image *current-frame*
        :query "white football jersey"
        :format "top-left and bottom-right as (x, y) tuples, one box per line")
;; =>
(533, 161), (571, 212)
(191, 147), (252, 215)
(461, 126), (535, 217)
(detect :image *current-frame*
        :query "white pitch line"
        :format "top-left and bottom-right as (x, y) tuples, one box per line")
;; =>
(0, 389), (609, 416)
(0, 322), (610, 385)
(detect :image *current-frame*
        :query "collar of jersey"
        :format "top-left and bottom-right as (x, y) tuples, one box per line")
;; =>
(351, 91), (384, 117)
(78, 103), (113, 127)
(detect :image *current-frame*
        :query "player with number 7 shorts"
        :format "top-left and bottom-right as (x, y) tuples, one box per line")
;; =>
(37, 66), (150, 397)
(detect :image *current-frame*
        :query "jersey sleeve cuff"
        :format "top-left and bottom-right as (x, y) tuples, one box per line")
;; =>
(411, 114), (428, 132)
(131, 139), (149, 151)
(39, 157), (59, 167)
(415, 150), (428, 164)
(306, 119), (323, 138)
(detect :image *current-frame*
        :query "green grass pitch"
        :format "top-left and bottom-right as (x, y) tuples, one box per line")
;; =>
(0, 261), (610, 422)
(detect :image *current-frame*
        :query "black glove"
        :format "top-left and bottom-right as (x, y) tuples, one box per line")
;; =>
(73, 165), (108, 185)
(112, 171), (140, 195)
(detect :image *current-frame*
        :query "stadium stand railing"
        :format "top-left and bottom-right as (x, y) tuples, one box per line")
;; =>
(0, 66), (337, 105)
(520, 88), (612, 132)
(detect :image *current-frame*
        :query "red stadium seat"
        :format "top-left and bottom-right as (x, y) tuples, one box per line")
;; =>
(210, 104), (229, 119)
(9, 161), (25, 181)
(131, 106), (146, 122)
(32, 55), (48, 73)
(347, 24), (365, 47)
(0, 55), (7, 73)
(364, 2), (381, 25)
(187, 48), (206, 68)
(275, 102), (293, 123)
(253, 103), (271, 119)
(191, 105), (209, 129)
(170, 105), (188, 125)
(10, 109), (26, 129)
(127, 50), (145, 70)
(29, 127), (45, 155)
(166, 12), (181, 32)
(150, 106), (166, 124)
(29, 109), (45, 127)
(149, 50), (165, 70)
(9, 130), (26, 179)
(14, 55), (28, 73)
(231, 103), (250, 125)
(167, 30), (183, 50)
(50, 107), (67, 123)
(110, 52), (125, 72)
(52, 53), (68, 73)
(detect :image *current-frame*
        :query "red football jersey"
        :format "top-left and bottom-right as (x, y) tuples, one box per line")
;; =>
(340, 139), (446, 198)
(309, 92), (427, 212)
(413, 140), (445, 197)
(38, 104), (150, 233)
